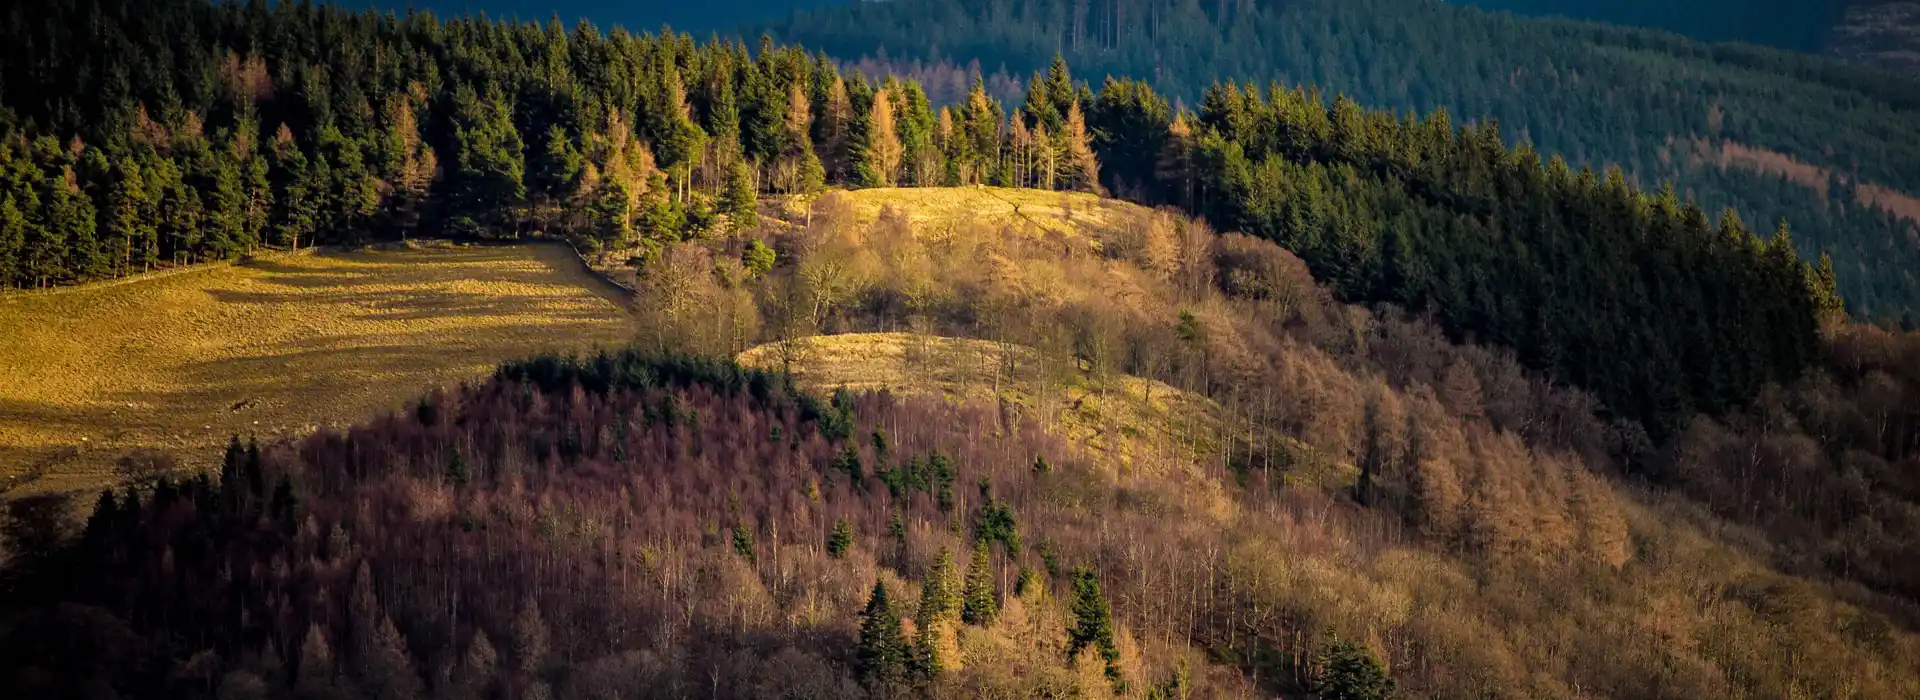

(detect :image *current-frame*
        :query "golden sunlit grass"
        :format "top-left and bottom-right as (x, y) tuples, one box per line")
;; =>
(735, 332), (1300, 484)
(774, 186), (1139, 245)
(0, 243), (632, 496)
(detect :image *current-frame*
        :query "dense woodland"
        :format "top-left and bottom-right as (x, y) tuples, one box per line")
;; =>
(762, 0), (1920, 321)
(5, 1), (1920, 697)
(0, 0), (1841, 440)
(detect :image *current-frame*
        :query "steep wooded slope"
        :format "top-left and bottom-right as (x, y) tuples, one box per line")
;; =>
(761, 0), (1920, 320)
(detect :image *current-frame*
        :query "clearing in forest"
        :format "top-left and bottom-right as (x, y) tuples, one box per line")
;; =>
(0, 243), (633, 497)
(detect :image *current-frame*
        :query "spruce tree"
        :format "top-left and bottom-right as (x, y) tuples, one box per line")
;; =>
(1318, 633), (1395, 700)
(0, 195), (26, 288)
(448, 85), (526, 236)
(915, 546), (961, 629)
(960, 540), (997, 626)
(827, 517), (854, 558)
(1068, 566), (1119, 682)
(731, 522), (756, 563)
(856, 580), (909, 686)
(105, 156), (153, 275)
(721, 159), (757, 232)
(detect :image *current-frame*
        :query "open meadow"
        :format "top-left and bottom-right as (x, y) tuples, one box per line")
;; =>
(0, 243), (633, 496)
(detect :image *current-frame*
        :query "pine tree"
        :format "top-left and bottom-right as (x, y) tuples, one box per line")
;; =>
(530, 125), (583, 231)
(1015, 566), (1043, 598)
(449, 631), (498, 700)
(960, 540), (997, 626)
(220, 435), (246, 507)
(105, 156), (153, 275)
(448, 85), (526, 236)
(1023, 72), (1062, 135)
(827, 517), (854, 558)
(53, 165), (105, 280)
(444, 450), (470, 487)
(915, 546), (962, 630)
(895, 81), (941, 186)
(856, 580), (909, 686)
(961, 79), (1003, 185)
(1068, 566), (1119, 683)
(1318, 633), (1395, 700)
(743, 237), (776, 278)
(721, 159), (757, 232)
(0, 195), (26, 288)
(732, 522), (756, 563)
(295, 623), (341, 699)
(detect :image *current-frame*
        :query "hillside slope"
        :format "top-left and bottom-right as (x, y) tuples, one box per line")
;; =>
(7, 186), (1920, 699)
(761, 0), (1920, 320)
(739, 187), (1920, 612)
(1458, 0), (1849, 52)
(0, 243), (631, 497)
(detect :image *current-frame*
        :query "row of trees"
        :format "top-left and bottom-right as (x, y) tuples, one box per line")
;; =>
(0, 0), (1103, 289)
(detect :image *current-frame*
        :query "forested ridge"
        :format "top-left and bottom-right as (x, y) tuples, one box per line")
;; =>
(761, 0), (1920, 321)
(0, 0), (1838, 441)
(6, 4), (1920, 694)
(349, 0), (837, 35)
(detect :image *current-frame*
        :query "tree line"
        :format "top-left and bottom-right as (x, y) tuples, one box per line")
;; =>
(0, 0), (1103, 290)
(761, 0), (1920, 321)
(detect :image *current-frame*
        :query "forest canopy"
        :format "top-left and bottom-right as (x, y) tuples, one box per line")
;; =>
(760, 0), (1920, 322)
(0, 0), (1840, 444)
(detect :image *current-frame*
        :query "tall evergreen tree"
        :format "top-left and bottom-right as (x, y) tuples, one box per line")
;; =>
(448, 85), (526, 237)
(961, 540), (997, 626)
(105, 156), (154, 274)
(915, 546), (961, 630)
(1067, 565), (1119, 683)
(721, 159), (758, 232)
(856, 580), (909, 686)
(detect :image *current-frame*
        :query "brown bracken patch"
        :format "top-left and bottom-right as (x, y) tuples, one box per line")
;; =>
(1682, 137), (1920, 235)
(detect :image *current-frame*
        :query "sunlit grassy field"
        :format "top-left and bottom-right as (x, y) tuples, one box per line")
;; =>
(0, 243), (632, 496)
(736, 332), (1299, 483)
